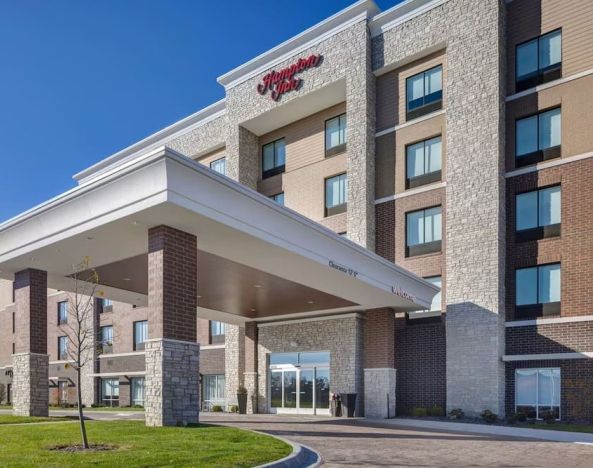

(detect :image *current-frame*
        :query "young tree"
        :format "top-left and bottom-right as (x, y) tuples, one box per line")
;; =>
(59, 257), (101, 450)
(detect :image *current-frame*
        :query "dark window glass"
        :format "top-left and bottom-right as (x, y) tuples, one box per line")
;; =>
(516, 30), (562, 91)
(406, 65), (442, 120)
(57, 301), (68, 325)
(325, 173), (347, 216)
(262, 139), (286, 179)
(133, 320), (148, 351)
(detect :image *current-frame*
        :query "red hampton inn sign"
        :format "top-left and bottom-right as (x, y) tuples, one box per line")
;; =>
(257, 54), (322, 101)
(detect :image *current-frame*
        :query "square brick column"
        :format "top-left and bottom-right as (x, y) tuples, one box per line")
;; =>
(145, 225), (200, 427)
(244, 321), (258, 414)
(12, 269), (49, 417)
(364, 309), (396, 419)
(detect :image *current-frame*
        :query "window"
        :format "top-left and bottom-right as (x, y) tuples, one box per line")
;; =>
(57, 301), (68, 325)
(325, 113), (347, 156)
(100, 325), (113, 354)
(210, 320), (225, 345)
(101, 298), (113, 313)
(202, 374), (225, 411)
(516, 108), (561, 167)
(269, 192), (285, 205)
(325, 173), (347, 216)
(101, 378), (119, 407)
(406, 136), (442, 188)
(262, 138), (286, 179)
(406, 207), (442, 257)
(516, 263), (561, 318)
(406, 65), (443, 120)
(408, 276), (442, 322)
(58, 336), (68, 361)
(516, 30), (562, 92)
(131, 377), (145, 407)
(516, 368), (560, 420)
(210, 157), (226, 175)
(516, 186), (561, 241)
(133, 320), (148, 351)
(58, 380), (69, 405)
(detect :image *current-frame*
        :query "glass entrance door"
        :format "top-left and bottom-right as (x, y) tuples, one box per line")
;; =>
(269, 351), (330, 415)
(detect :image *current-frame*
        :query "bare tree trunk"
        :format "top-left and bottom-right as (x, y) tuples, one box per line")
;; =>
(77, 368), (89, 449)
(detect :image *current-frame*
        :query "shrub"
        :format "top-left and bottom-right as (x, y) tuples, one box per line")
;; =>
(428, 405), (445, 417)
(516, 411), (527, 422)
(211, 405), (223, 412)
(481, 409), (498, 424)
(229, 405), (239, 413)
(449, 408), (464, 420)
(541, 410), (557, 424)
(413, 407), (428, 417)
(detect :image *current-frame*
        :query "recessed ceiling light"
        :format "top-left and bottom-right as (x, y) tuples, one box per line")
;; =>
(197, 295), (202, 299)
(86, 236), (95, 241)
(123, 278), (131, 281)
(307, 300), (314, 304)
(254, 284), (262, 288)
(250, 308), (256, 312)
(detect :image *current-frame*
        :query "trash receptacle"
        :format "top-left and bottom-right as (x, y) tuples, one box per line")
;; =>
(341, 393), (357, 417)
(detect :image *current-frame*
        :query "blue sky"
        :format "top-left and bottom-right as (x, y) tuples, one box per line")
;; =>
(0, 0), (396, 221)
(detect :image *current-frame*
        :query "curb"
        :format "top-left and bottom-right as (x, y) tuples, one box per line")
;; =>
(371, 417), (593, 444)
(254, 432), (322, 468)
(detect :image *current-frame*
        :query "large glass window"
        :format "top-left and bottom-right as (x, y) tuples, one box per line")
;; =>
(101, 378), (119, 407)
(269, 351), (330, 367)
(406, 207), (442, 256)
(406, 136), (442, 188)
(516, 108), (561, 166)
(100, 325), (113, 354)
(210, 320), (225, 344)
(516, 263), (561, 318)
(325, 173), (347, 216)
(133, 320), (148, 351)
(516, 368), (560, 420)
(210, 157), (226, 175)
(202, 374), (226, 411)
(131, 377), (145, 407)
(262, 138), (286, 179)
(406, 65), (443, 120)
(516, 186), (561, 239)
(325, 113), (347, 155)
(58, 336), (68, 361)
(57, 301), (68, 325)
(516, 30), (562, 91)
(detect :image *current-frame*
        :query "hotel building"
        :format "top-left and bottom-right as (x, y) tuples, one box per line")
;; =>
(1, 0), (593, 425)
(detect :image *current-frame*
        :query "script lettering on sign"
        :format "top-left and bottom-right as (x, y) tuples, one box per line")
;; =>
(257, 54), (322, 101)
(391, 285), (416, 302)
(328, 260), (358, 278)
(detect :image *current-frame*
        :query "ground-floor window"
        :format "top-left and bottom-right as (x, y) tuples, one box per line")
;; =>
(515, 368), (560, 420)
(58, 380), (69, 405)
(202, 374), (225, 411)
(101, 378), (120, 407)
(269, 351), (330, 415)
(131, 377), (145, 407)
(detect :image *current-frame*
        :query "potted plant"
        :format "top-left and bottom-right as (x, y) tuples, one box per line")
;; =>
(236, 385), (248, 414)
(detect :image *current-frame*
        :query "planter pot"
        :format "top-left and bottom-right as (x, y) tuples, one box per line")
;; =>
(237, 393), (247, 414)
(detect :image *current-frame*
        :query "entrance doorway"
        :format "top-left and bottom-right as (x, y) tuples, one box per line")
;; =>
(269, 351), (330, 415)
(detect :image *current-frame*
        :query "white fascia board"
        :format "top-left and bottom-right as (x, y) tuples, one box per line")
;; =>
(217, 0), (380, 89)
(369, 0), (450, 37)
(73, 99), (226, 184)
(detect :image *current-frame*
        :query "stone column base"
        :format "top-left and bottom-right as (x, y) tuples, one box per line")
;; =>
(145, 339), (200, 427)
(12, 353), (49, 417)
(364, 368), (396, 419)
(244, 372), (258, 414)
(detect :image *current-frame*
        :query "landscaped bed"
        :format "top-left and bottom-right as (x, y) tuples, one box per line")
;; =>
(0, 420), (291, 466)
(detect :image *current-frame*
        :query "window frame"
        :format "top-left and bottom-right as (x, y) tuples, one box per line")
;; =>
(100, 325), (113, 354)
(324, 173), (348, 217)
(324, 113), (347, 157)
(515, 106), (561, 167)
(515, 29), (562, 92)
(133, 320), (148, 351)
(209, 157), (226, 175)
(515, 368), (561, 420)
(101, 378), (120, 407)
(130, 377), (145, 407)
(515, 262), (561, 319)
(57, 301), (68, 325)
(262, 138), (286, 179)
(405, 206), (443, 257)
(58, 336), (68, 361)
(269, 192), (285, 205)
(515, 184), (561, 242)
(101, 298), (113, 313)
(406, 65), (443, 121)
(209, 320), (225, 345)
(405, 135), (443, 189)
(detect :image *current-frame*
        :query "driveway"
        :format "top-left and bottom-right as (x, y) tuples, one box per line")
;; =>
(201, 413), (593, 467)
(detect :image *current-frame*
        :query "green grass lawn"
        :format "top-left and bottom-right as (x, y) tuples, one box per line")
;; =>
(0, 405), (12, 410)
(519, 422), (593, 434)
(0, 420), (291, 467)
(0, 415), (71, 424)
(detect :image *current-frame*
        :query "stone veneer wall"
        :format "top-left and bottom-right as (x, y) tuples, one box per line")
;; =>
(257, 315), (364, 415)
(224, 324), (245, 408)
(145, 339), (199, 427)
(12, 353), (48, 417)
(373, 0), (507, 416)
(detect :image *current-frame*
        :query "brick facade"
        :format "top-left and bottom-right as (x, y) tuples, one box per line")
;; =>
(506, 321), (593, 355)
